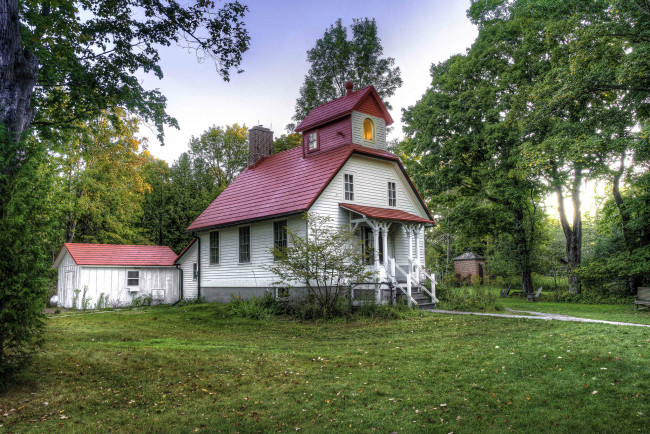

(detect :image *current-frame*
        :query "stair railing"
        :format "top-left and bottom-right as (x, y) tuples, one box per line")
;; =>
(390, 258), (417, 307)
(409, 259), (439, 304)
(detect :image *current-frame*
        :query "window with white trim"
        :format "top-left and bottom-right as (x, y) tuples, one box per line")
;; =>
(388, 181), (397, 207)
(239, 226), (251, 263)
(192, 263), (198, 280)
(308, 132), (318, 150)
(344, 173), (354, 201)
(363, 118), (374, 142)
(127, 270), (140, 286)
(273, 220), (288, 261)
(209, 231), (219, 264)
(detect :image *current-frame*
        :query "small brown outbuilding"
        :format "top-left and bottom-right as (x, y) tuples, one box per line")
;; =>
(453, 252), (486, 285)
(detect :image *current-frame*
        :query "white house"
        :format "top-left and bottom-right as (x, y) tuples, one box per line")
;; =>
(183, 82), (438, 307)
(53, 243), (179, 308)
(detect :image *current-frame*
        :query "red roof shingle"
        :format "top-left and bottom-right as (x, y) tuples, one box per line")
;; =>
(340, 203), (435, 225)
(59, 243), (178, 266)
(187, 144), (421, 231)
(295, 86), (393, 132)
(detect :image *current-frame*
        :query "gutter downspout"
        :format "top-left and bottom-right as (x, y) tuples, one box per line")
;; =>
(196, 233), (201, 299)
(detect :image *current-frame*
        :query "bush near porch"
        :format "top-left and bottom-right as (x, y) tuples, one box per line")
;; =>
(1, 304), (647, 432)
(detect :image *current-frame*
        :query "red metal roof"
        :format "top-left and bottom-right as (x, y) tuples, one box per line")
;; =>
(59, 243), (178, 266)
(295, 86), (394, 132)
(187, 144), (427, 231)
(340, 203), (435, 225)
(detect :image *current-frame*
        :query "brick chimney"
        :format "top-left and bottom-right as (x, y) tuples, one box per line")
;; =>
(248, 125), (274, 166)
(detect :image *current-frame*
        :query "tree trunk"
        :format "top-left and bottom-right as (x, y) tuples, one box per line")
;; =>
(556, 167), (582, 294)
(0, 0), (39, 143)
(513, 208), (534, 295)
(613, 151), (646, 295)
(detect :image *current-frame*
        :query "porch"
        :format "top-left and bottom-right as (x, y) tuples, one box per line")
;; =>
(340, 203), (439, 308)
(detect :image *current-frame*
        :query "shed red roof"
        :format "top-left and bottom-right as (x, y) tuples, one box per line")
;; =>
(58, 243), (178, 266)
(340, 203), (435, 225)
(295, 86), (394, 132)
(187, 144), (429, 231)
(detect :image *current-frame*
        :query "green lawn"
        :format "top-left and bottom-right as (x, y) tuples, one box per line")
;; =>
(1, 304), (648, 432)
(499, 297), (650, 325)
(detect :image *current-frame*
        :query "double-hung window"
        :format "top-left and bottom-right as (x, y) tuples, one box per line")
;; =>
(192, 263), (198, 280)
(239, 226), (251, 263)
(388, 181), (397, 207)
(209, 231), (219, 264)
(273, 220), (288, 260)
(344, 173), (354, 201)
(127, 270), (140, 286)
(308, 132), (318, 151)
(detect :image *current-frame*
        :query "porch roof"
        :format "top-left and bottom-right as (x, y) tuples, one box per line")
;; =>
(339, 203), (435, 225)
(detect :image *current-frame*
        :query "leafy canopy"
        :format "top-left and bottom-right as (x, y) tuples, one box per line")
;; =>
(21, 0), (250, 143)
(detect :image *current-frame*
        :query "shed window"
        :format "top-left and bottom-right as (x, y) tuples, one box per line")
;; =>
(308, 132), (318, 150)
(388, 181), (397, 207)
(209, 231), (219, 264)
(273, 220), (288, 260)
(127, 270), (140, 286)
(363, 118), (374, 141)
(193, 263), (198, 280)
(239, 226), (251, 263)
(344, 173), (354, 201)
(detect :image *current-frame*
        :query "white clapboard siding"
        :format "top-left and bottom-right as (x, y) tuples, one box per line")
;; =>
(310, 154), (428, 270)
(198, 215), (306, 288)
(351, 111), (387, 150)
(57, 265), (179, 308)
(177, 242), (198, 299)
(57, 251), (79, 308)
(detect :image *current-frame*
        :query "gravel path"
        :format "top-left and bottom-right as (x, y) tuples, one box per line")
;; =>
(424, 308), (650, 328)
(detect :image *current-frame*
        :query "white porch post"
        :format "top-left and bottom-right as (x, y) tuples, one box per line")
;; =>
(407, 226), (413, 304)
(373, 227), (380, 271)
(382, 229), (389, 269)
(415, 226), (422, 267)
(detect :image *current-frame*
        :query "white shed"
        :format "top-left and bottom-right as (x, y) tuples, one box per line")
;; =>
(53, 243), (180, 308)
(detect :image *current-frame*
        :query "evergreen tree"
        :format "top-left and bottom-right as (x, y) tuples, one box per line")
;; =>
(292, 18), (402, 126)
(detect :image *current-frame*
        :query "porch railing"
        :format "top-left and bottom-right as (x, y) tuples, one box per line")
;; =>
(386, 257), (418, 307)
(410, 259), (438, 304)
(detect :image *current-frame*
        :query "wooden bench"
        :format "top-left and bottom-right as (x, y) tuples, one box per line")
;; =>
(635, 287), (650, 311)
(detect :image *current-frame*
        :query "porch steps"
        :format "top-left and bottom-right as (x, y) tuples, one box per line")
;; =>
(394, 282), (437, 309)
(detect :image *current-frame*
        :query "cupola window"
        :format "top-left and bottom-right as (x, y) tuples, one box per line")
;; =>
(363, 118), (374, 142)
(308, 132), (318, 150)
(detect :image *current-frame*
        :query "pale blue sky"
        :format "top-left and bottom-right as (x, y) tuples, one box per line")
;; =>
(141, 0), (478, 163)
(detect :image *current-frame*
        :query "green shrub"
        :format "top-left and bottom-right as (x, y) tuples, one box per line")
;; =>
(229, 293), (280, 320)
(354, 299), (409, 320)
(437, 284), (498, 311)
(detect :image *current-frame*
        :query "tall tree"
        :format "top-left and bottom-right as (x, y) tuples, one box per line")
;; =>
(54, 110), (150, 245)
(402, 31), (547, 294)
(1, 0), (250, 147)
(188, 124), (248, 190)
(291, 18), (402, 126)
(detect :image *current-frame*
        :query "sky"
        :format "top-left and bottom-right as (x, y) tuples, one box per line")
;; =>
(139, 0), (478, 164)
(137, 0), (600, 220)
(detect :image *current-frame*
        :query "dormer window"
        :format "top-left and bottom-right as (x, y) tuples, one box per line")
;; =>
(308, 131), (318, 151)
(363, 118), (374, 142)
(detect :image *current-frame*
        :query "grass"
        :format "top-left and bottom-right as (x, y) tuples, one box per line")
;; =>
(499, 297), (650, 325)
(1, 304), (648, 432)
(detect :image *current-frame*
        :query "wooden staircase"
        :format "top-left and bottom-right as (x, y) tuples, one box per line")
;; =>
(393, 281), (438, 309)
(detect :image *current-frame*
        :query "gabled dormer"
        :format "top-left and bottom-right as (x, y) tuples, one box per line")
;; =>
(295, 82), (394, 156)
